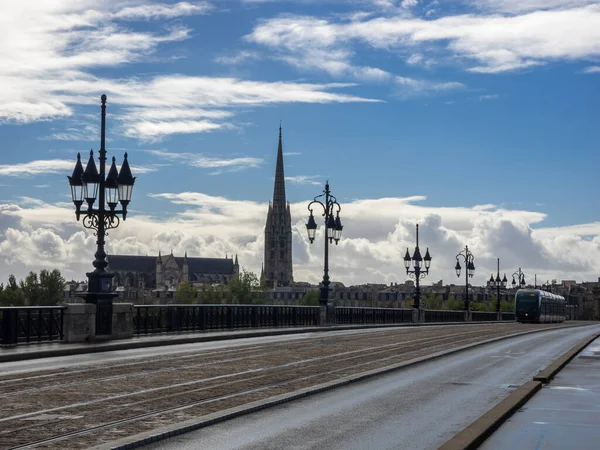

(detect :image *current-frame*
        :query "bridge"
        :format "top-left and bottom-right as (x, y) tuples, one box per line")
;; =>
(0, 304), (514, 346)
(1, 319), (599, 449)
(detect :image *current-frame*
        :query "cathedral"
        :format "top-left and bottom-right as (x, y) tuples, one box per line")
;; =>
(261, 126), (294, 287)
(107, 252), (239, 290)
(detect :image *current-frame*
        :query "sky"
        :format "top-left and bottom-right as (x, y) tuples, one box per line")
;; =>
(0, 0), (599, 288)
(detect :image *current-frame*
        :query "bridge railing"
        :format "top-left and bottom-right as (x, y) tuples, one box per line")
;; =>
(0, 306), (65, 345)
(335, 307), (413, 325)
(133, 304), (320, 334)
(502, 312), (515, 321)
(424, 310), (465, 322)
(471, 311), (499, 322)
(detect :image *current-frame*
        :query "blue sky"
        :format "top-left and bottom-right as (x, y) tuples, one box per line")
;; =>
(0, 0), (599, 285)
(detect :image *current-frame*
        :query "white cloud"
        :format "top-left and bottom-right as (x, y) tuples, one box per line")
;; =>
(583, 66), (600, 73)
(113, 2), (213, 20)
(0, 1), (378, 140)
(479, 94), (499, 100)
(471, 0), (598, 14)
(286, 175), (322, 185)
(246, 5), (600, 74)
(395, 76), (465, 97)
(215, 51), (260, 65)
(0, 160), (75, 177)
(145, 150), (263, 174)
(2, 193), (600, 287)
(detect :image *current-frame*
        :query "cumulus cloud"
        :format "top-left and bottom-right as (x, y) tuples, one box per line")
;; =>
(1, 192), (599, 287)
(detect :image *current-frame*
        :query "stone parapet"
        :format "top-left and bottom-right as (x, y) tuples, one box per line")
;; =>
(62, 303), (96, 343)
(112, 303), (134, 340)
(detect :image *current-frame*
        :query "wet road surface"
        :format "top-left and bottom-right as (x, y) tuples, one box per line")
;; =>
(143, 324), (600, 450)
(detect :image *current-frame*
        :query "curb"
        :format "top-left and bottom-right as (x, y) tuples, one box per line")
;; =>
(437, 330), (600, 450)
(0, 321), (517, 363)
(91, 325), (581, 450)
(533, 332), (600, 383)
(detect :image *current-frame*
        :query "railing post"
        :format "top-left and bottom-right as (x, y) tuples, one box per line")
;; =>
(200, 306), (206, 331)
(228, 306), (235, 330)
(49, 309), (54, 341)
(25, 310), (31, 343)
(37, 309), (43, 341)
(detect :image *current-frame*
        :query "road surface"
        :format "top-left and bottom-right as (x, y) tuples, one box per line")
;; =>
(144, 324), (600, 450)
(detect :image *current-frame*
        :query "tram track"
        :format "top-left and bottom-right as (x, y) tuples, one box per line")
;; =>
(0, 326), (502, 405)
(0, 323), (581, 449)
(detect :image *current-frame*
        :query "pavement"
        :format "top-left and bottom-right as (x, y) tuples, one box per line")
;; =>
(479, 335), (600, 450)
(0, 320), (513, 363)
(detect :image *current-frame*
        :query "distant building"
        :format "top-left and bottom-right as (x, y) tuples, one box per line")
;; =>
(107, 251), (239, 290)
(262, 125), (293, 288)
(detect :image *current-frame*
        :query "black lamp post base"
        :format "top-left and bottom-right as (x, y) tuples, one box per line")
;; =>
(319, 286), (334, 325)
(81, 272), (119, 336)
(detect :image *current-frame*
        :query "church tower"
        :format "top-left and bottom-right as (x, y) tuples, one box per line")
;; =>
(263, 125), (293, 287)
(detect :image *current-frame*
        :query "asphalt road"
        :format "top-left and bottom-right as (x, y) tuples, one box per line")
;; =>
(143, 324), (600, 450)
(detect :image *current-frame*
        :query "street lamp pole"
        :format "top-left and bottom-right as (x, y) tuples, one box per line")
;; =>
(67, 95), (136, 336)
(403, 224), (432, 322)
(511, 267), (527, 290)
(488, 258), (508, 318)
(455, 245), (475, 317)
(306, 181), (343, 324)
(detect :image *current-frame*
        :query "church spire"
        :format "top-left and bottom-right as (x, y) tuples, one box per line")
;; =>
(272, 123), (286, 208)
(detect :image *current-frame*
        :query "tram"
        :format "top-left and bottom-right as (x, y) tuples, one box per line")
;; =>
(515, 289), (566, 323)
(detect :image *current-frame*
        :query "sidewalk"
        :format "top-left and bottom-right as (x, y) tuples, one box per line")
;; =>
(0, 320), (512, 363)
(480, 336), (600, 450)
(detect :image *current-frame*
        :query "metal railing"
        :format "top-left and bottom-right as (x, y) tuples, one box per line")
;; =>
(502, 312), (516, 321)
(133, 304), (320, 334)
(0, 307), (65, 345)
(471, 311), (499, 322)
(336, 307), (413, 325)
(424, 310), (465, 322)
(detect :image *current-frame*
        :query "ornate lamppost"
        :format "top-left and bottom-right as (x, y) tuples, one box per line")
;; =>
(511, 268), (527, 290)
(306, 181), (343, 323)
(67, 95), (136, 336)
(403, 224), (432, 322)
(455, 246), (475, 315)
(488, 258), (508, 317)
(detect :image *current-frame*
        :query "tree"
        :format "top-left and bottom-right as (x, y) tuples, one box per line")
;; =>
(501, 300), (514, 312)
(445, 295), (464, 311)
(299, 289), (320, 306)
(422, 292), (441, 310)
(228, 270), (264, 304)
(198, 284), (218, 304)
(174, 281), (197, 304)
(21, 271), (42, 306)
(39, 269), (65, 305)
(0, 274), (26, 306)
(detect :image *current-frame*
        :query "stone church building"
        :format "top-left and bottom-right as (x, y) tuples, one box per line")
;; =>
(261, 126), (294, 287)
(107, 251), (240, 290)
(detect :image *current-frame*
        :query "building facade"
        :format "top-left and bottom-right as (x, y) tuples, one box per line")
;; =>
(107, 251), (239, 290)
(262, 126), (294, 287)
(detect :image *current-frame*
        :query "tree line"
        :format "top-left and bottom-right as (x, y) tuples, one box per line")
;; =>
(0, 270), (65, 307)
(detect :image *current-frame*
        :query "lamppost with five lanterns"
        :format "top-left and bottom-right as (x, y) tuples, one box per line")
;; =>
(67, 94), (136, 335)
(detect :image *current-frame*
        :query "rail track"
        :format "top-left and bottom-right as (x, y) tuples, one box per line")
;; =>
(0, 323), (580, 449)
